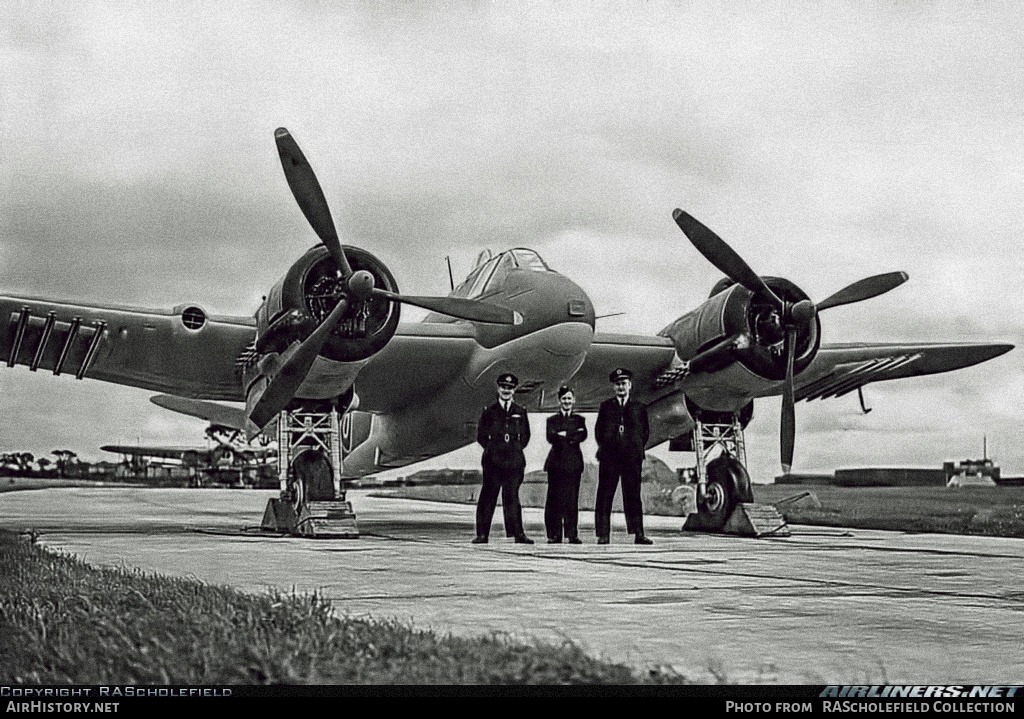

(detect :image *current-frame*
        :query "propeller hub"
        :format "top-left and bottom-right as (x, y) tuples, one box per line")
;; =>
(789, 299), (816, 325)
(347, 270), (376, 301)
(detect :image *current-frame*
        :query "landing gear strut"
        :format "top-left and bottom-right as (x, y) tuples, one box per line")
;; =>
(261, 404), (358, 537)
(681, 411), (788, 537)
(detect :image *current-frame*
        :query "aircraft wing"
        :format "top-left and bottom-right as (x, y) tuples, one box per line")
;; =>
(794, 342), (1014, 402)
(563, 335), (1012, 407)
(560, 332), (677, 411)
(149, 395), (250, 430)
(0, 295), (254, 400)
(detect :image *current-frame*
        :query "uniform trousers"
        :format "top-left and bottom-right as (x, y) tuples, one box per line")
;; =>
(595, 457), (644, 538)
(476, 464), (525, 538)
(544, 469), (581, 541)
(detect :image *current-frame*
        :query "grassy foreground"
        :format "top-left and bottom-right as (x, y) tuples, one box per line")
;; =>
(0, 530), (681, 685)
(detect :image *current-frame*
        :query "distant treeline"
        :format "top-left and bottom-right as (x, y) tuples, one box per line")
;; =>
(0, 450), (103, 479)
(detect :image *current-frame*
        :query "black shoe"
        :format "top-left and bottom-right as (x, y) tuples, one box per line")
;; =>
(471, 536), (488, 544)
(515, 535), (535, 545)
(567, 537), (583, 544)
(547, 538), (562, 544)
(634, 534), (653, 545)
(597, 537), (610, 545)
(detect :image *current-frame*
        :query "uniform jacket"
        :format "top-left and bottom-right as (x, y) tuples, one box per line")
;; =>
(477, 400), (530, 470)
(595, 396), (649, 464)
(543, 411), (587, 476)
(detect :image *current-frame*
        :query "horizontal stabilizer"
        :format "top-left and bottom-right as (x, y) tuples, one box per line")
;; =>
(150, 394), (249, 432)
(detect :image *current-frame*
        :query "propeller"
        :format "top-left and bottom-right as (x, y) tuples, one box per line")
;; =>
(248, 129), (520, 432)
(249, 298), (349, 431)
(275, 128), (353, 279)
(274, 127), (517, 323)
(672, 209), (908, 472)
(369, 289), (521, 325)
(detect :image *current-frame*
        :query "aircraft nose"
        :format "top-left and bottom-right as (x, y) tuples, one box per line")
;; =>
(542, 321), (594, 358)
(474, 269), (595, 348)
(521, 270), (595, 331)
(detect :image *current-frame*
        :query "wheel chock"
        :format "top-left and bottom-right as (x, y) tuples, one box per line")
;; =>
(722, 503), (790, 537)
(261, 497), (297, 533)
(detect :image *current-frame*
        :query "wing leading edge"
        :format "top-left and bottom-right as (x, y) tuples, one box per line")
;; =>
(0, 295), (255, 400)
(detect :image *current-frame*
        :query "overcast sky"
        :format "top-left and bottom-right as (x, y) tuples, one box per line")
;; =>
(1, 2), (1021, 481)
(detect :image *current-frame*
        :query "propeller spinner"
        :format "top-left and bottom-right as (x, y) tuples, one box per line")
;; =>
(672, 209), (908, 472)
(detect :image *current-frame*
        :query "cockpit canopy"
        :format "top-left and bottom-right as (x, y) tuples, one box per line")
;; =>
(452, 248), (554, 299)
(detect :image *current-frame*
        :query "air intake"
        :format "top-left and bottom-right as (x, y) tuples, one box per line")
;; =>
(180, 306), (207, 330)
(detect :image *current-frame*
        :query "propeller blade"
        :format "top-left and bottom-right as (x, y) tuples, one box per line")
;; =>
(673, 209), (784, 311)
(371, 288), (519, 325)
(249, 298), (349, 430)
(274, 127), (353, 278)
(780, 327), (796, 474)
(816, 271), (908, 312)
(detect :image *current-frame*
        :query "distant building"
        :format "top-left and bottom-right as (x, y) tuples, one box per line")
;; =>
(944, 459), (999, 487)
(776, 468), (946, 487)
(775, 473), (835, 485)
(835, 468), (946, 487)
(776, 461), (1010, 488)
(399, 469), (482, 486)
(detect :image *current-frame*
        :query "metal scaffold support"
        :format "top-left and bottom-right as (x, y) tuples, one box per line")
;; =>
(692, 415), (747, 495)
(681, 411), (788, 537)
(261, 405), (358, 538)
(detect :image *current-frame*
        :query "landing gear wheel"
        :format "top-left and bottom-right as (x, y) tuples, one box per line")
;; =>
(696, 454), (751, 531)
(698, 477), (733, 530)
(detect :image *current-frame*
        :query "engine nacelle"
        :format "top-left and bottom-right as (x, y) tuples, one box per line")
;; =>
(659, 278), (820, 411)
(254, 245), (401, 364)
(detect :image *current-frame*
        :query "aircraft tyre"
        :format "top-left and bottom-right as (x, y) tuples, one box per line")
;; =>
(698, 454), (752, 530)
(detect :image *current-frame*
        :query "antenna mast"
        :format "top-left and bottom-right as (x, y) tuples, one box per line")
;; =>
(445, 256), (454, 291)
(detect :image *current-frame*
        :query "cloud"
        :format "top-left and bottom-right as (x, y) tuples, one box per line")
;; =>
(1, 2), (1020, 473)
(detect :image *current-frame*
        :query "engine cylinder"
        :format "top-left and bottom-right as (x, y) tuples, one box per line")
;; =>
(660, 277), (820, 381)
(256, 246), (401, 364)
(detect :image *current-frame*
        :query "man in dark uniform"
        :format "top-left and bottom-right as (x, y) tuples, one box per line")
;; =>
(594, 367), (652, 545)
(543, 385), (587, 544)
(473, 373), (533, 544)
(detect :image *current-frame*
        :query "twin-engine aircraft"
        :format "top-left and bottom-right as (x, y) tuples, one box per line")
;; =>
(0, 129), (1012, 530)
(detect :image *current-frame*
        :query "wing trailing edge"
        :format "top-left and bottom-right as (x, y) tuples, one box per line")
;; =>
(797, 342), (1013, 402)
(149, 395), (249, 432)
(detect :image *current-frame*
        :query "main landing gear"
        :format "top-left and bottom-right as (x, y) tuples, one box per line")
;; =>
(261, 404), (358, 538)
(680, 411), (789, 537)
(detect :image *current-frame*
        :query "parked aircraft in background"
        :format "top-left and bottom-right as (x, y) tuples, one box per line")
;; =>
(101, 424), (276, 487)
(0, 129), (1012, 528)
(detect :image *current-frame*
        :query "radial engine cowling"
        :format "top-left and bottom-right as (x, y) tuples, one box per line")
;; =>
(659, 278), (820, 409)
(254, 245), (401, 364)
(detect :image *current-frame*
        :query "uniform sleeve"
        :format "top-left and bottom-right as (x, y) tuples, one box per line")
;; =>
(576, 416), (588, 444)
(595, 402), (612, 448)
(521, 406), (531, 448)
(640, 404), (650, 447)
(476, 407), (489, 448)
(546, 415), (557, 445)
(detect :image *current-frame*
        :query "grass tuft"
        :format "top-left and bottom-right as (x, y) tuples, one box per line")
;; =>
(0, 530), (685, 685)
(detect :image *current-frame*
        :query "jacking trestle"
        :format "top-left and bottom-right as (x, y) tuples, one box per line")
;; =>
(681, 413), (789, 537)
(261, 406), (358, 538)
(692, 414), (747, 499)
